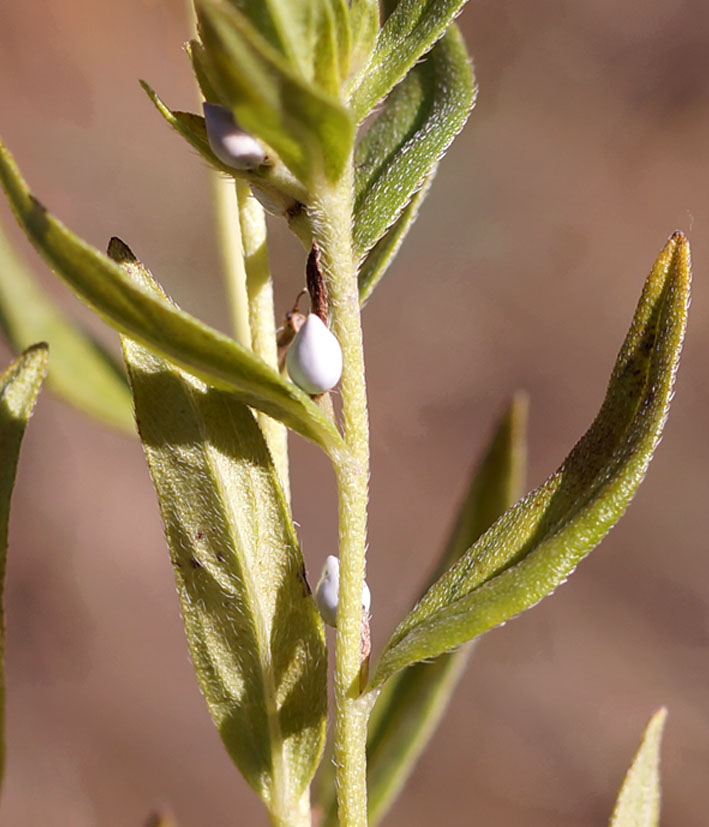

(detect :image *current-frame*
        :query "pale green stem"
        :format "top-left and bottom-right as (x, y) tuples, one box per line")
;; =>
(213, 176), (251, 347)
(312, 165), (371, 827)
(235, 180), (290, 501)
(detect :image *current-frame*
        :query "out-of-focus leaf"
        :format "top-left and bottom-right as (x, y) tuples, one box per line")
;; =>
(372, 232), (691, 687)
(353, 26), (475, 256)
(327, 0), (351, 81)
(0, 343), (48, 789)
(610, 708), (667, 827)
(186, 39), (222, 103)
(0, 224), (133, 434)
(347, 0), (379, 79)
(318, 395), (528, 825)
(0, 141), (344, 456)
(124, 338), (326, 816)
(143, 810), (177, 827)
(349, 0), (470, 119)
(196, 1), (354, 184)
(358, 173), (434, 306)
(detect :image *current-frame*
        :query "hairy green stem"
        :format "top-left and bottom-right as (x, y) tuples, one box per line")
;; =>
(312, 165), (371, 827)
(235, 181), (290, 501)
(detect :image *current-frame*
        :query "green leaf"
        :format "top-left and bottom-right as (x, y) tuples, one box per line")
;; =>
(349, 0), (471, 119)
(0, 343), (48, 789)
(372, 232), (691, 687)
(140, 81), (240, 176)
(311, 0), (341, 96)
(186, 38), (223, 103)
(347, 0), (379, 79)
(318, 395), (528, 824)
(358, 172), (434, 306)
(353, 26), (475, 256)
(123, 338), (327, 815)
(327, 0), (351, 81)
(195, 1), (354, 184)
(0, 223), (133, 434)
(610, 708), (667, 827)
(0, 140), (344, 456)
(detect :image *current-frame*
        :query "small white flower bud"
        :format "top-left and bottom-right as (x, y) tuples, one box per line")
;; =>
(315, 555), (371, 628)
(286, 314), (343, 395)
(202, 102), (266, 170)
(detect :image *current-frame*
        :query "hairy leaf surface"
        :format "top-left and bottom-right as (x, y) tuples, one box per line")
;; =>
(358, 173), (434, 305)
(196, 1), (354, 184)
(349, 0), (470, 119)
(610, 708), (667, 827)
(353, 26), (475, 256)
(0, 142), (344, 455)
(124, 338), (327, 810)
(0, 225), (133, 433)
(0, 344), (48, 788)
(372, 233), (691, 686)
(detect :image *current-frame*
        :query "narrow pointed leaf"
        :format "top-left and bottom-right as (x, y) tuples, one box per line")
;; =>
(0, 224), (133, 433)
(364, 395), (527, 824)
(196, 1), (354, 184)
(311, 0), (341, 96)
(186, 39), (222, 103)
(358, 172), (434, 306)
(349, 0), (470, 119)
(0, 141), (344, 455)
(353, 26), (475, 256)
(123, 339), (327, 811)
(0, 343), (48, 789)
(610, 708), (667, 827)
(372, 232), (691, 686)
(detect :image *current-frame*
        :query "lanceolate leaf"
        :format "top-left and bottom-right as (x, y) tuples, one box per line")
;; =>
(0, 224), (133, 434)
(358, 172), (434, 306)
(372, 232), (691, 687)
(353, 26), (475, 256)
(364, 395), (528, 825)
(610, 708), (667, 827)
(195, 1), (354, 184)
(0, 343), (48, 789)
(0, 141), (344, 456)
(123, 339), (327, 815)
(349, 0), (470, 119)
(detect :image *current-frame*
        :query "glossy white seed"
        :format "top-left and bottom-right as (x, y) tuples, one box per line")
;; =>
(315, 555), (371, 628)
(286, 314), (343, 394)
(202, 102), (266, 170)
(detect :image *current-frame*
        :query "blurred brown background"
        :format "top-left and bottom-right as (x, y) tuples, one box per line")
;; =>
(0, 1), (707, 824)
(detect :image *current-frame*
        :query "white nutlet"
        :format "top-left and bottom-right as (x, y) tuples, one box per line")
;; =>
(286, 314), (343, 395)
(202, 102), (266, 170)
(315, 555), (371, 628)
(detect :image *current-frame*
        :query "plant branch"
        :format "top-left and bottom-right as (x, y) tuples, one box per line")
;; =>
(311, 164), (371, 827)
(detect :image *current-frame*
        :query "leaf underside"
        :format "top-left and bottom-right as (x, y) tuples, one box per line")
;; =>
(372, 232), (691, 687)
(123, 339), (327, 808)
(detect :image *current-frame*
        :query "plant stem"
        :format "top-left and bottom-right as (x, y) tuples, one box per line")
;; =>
(312, 166), (371, 827)
(235, 181), (290, 501)
(213, 176), (251, 347)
